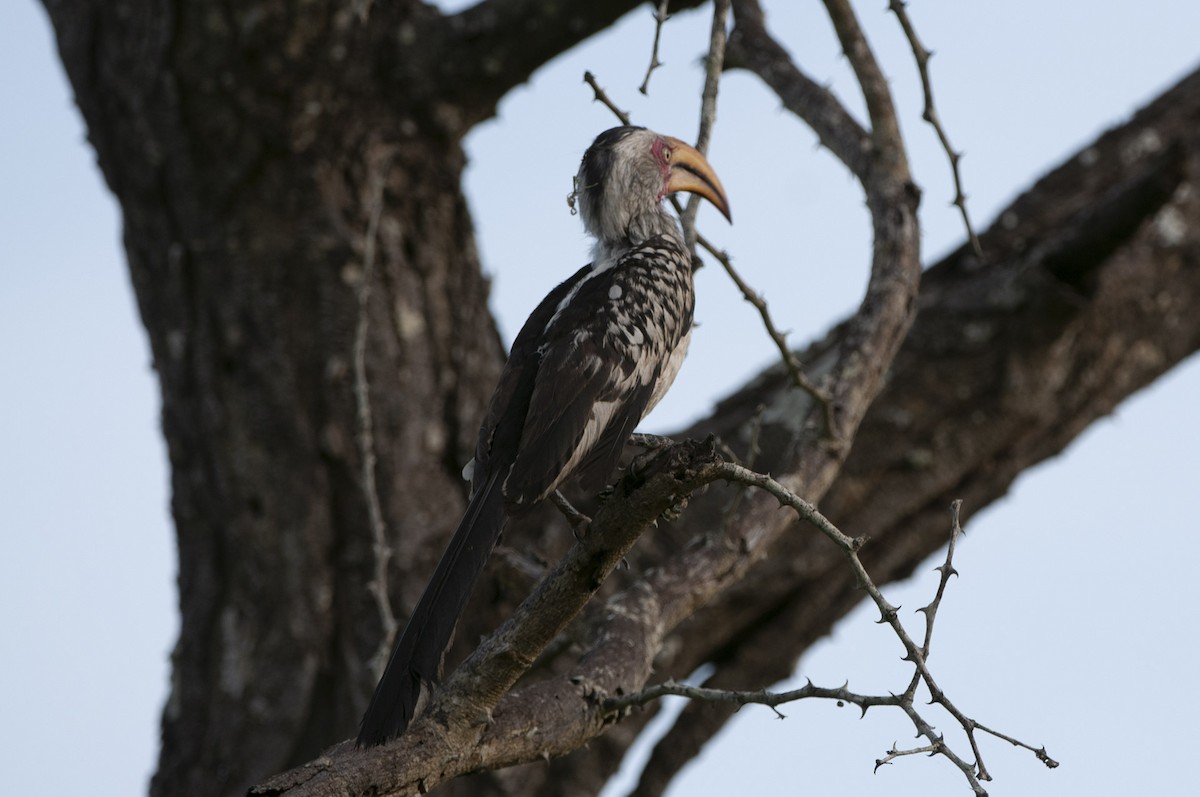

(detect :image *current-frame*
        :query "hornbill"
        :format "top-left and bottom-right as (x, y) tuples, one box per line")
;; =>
(357, 126), (731, 746)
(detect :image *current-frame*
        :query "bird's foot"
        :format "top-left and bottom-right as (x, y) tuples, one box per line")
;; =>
(628, 432), (675, 450)
(551, 490), (592, 538)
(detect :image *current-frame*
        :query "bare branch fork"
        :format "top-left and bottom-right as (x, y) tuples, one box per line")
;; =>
(608, 497), (1057, 795)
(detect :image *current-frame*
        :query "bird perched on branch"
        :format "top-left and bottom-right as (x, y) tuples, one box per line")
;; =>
(357, 126), (731, 746)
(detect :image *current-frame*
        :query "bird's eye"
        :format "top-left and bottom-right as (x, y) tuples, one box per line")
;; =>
(663, 146), (672, 162)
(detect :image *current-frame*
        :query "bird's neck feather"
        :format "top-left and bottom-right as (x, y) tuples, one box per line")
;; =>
(590, 204), (684, 266)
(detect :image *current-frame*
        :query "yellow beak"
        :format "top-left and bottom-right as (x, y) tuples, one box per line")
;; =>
(663, 136), (732, 222)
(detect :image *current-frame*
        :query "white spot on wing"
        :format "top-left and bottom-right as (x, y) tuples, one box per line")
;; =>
(609, 284), (623, 300)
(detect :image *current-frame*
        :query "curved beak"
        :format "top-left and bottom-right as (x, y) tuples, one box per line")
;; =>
(664, 136), (732, 222)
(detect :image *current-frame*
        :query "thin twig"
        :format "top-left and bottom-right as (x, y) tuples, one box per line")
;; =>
(680, 0), (730, 250)
(355, 166), (398, 678)
(875, 740), (945, 773)
(888, 0), (982, 256)
(822, 0), (904, 167)
(692, 0), (728, 158)
(606, 677), (903, 716)
(975, 722), (1060, 769)
(583, 71), (632, 125)
(694, 233), (837, 433)
(639, 0), (672, 95)
(898, 500), (963, 712)
(917, 499), (963, 659)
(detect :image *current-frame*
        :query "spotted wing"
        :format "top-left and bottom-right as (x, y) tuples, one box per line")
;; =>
(503, 240), (693, 507)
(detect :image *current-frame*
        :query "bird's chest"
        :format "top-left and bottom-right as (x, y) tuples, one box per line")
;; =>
(540, 243), (696, 409)
(596, 256), (694, 358)
(593, 256), (694, 410)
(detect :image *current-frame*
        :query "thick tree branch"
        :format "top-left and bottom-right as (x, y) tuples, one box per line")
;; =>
(252, 440), (727, 796)
(728, 0), (871, 176)
(822, 0), (904, 169)
(437, 0), (708, 126)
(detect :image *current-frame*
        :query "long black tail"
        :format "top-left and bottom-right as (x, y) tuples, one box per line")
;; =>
(357, 472), (507, 746)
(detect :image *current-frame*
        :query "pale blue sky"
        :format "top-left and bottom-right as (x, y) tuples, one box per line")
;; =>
(2, 2), (1198, 795)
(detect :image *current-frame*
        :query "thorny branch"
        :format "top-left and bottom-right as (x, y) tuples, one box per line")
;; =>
(610, 490), (1056, 795)
(917, 498), (963, 660)
(355, 166), (398, 677)
(875, 741), (946, 772)
(606, 677), (906, 717)
(693, 235), (837, 431)
(888, 0), (982, 256)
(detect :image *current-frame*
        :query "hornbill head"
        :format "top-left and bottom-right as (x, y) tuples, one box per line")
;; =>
(574, 126), (732, 246)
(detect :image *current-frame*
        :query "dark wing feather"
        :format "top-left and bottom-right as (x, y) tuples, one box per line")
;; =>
(502, 339), (628, 505)
(502, 258), (661, 506)
(572, 378), (657, 492)
(358, 265), (596, 746)
(474, 264), (591, 484)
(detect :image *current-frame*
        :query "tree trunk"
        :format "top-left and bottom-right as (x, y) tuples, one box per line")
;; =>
(40, 1), (1200, 795)
(44, 2), (510, 792)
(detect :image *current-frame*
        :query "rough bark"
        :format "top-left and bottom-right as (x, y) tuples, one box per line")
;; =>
(39, 0), (1200, 796)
